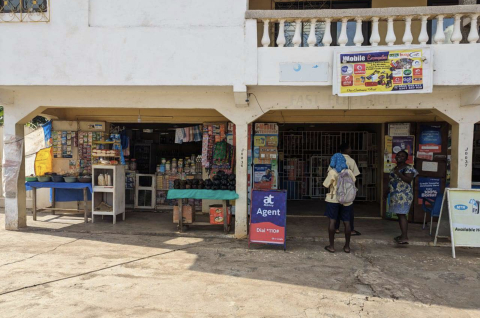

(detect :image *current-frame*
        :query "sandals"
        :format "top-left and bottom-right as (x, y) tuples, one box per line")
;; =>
(343, 246), (351, 253)
(394, 236), (409, 244)
(324, 246), (335, 253)
(351, 230), (361, 236)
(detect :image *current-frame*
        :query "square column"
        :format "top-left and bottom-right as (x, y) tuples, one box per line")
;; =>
(234, 123), (249, 239)
(450, 122), (475, 189)
(2, 109), (27, 230)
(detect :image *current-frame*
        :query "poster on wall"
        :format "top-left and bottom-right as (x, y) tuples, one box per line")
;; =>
(388, 123), (410, 137)
(249, 190), (287, 250)
(384, 135), (415, 172)
(418, 124), (442, 157)
(254, 164), (275, 190)
(418, 177), (441, 204)
(333, 47), (433, 96)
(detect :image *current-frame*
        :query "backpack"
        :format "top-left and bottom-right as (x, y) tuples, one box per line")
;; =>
(336, 170), (357, 205)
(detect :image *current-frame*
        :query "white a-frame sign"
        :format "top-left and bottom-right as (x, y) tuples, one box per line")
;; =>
(434, 188), (480, 258)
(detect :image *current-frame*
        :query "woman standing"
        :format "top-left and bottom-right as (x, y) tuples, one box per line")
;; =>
(387, 150), (418, 245)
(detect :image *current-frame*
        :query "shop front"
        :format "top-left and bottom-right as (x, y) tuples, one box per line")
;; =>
(24, 107), (242, 236)
(246, 106), (457, 238)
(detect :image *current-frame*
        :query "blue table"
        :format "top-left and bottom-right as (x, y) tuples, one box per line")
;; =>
(25, 182), (93, 223)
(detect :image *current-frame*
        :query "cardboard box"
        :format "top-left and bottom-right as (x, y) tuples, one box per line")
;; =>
(209, 205), (231, 225)
(173, 205), (195, 224)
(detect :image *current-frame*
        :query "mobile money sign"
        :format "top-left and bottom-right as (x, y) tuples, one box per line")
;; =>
(249, 190), (287, 250)
(434, 189), (480, 258)
(333, 47), (433, 96)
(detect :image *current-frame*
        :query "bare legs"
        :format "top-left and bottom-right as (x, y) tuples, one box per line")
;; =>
(327, 219), (351, 252)
(397, 214), (409, 242)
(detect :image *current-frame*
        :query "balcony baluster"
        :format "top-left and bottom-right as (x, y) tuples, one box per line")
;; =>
(418, 16), (430, 45)
(468, 14), (479, 44)
(293, 19), (302, 47)
(322, 18), (333, 47)
(370, 17), (380, 46)
(403, 16), (414, 45)
(338, 18), (349, 47)
(261, 19), (270, 47)
(277, 19), (286, 47)
(354, 18), (364, 46)
(451, 14), (463, 44)
(307, 19), (317, 47)
(434, 15), (446, 44)
(386, 17), (396, 46)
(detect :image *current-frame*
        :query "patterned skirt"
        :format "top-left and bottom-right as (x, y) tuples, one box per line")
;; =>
(390, 191), (413, 215)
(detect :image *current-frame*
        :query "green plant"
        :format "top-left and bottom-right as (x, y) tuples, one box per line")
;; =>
(0, 106), (47, 128)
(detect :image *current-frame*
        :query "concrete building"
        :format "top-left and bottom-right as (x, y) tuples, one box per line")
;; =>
(1, 0), (480, 239)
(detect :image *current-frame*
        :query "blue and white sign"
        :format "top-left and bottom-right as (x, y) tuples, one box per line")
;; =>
(279, 63), (329, 82)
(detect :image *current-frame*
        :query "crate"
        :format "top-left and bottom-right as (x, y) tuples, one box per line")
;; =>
(209, 205), (231, 225)
(173, 205), (195, 224)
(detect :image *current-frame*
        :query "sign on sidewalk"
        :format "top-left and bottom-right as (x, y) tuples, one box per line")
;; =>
(434, 188), (480, 258)
(249, 190), (287, 250)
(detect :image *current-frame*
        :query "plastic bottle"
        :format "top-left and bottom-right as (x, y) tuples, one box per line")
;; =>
(166, 161), (171, 173)
(98, 174), (105, 186)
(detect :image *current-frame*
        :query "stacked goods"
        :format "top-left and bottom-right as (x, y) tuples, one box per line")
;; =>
(78, 132), (103, 173)
(253, 123), (279, 190)
(53, 131), (77, 159)
(92, 149), (120, 157)
(173, 170), (235, 191)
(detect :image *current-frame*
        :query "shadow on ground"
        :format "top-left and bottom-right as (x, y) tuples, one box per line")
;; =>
(0, 210), (479, 314)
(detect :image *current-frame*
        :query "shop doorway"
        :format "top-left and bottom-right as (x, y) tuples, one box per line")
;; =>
(276, 124), (382, 217)
(111, 123), (204, 211)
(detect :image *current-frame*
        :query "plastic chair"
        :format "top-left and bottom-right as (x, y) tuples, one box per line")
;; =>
(422, 192), (444, 235)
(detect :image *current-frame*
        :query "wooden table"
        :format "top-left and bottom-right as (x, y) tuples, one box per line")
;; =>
(26, 182), (93, 223)
(167, 189), (239, 234)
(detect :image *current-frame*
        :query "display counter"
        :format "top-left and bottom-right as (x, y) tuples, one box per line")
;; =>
(167, 189), (238, 233)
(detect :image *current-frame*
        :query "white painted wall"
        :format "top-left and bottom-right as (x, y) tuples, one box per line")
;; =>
(257, 45), (480, 86)
(0, 0), (248, 86)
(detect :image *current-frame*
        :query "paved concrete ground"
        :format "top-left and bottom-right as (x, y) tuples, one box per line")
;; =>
(18, 208), (438, 246)
(1, 212), (480, 317)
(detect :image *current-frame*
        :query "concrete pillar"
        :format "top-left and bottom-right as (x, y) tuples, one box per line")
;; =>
(234, 123), (249, 239)
(450, 122), (475, 189)
(2, 107), (27, 229)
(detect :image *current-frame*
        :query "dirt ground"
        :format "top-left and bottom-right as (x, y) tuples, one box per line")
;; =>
(1, 212), (480, 317)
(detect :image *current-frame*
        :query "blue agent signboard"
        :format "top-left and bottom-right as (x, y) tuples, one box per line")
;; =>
(249, 190), (287, 250)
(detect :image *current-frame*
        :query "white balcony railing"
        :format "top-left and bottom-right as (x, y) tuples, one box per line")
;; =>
(246, 5), (480, 47)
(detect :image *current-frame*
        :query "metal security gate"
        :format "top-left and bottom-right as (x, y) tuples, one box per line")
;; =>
(278, 131), (378, 201)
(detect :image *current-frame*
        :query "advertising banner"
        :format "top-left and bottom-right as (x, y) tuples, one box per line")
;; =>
(418, 177), (441, 204)
(434, 189), (480, 258)
(384, 135), (415, 172)
(334, 48), (432, 96)
(249, 190), (287, 249)
(419, 124), (442, 154)
(448, 190), (480, 246)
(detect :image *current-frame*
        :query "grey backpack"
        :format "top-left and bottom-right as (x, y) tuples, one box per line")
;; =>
(337, 170), (357, 204)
